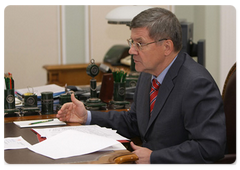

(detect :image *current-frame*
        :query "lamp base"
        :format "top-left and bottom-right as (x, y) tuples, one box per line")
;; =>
(84, 98), (107, 110)
(110, 100), (130, 109)
(21, 107), (41, 116)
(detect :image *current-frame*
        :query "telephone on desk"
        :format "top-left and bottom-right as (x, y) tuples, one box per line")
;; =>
(120, 55), (131, 66)
(103, 45), (130, 66)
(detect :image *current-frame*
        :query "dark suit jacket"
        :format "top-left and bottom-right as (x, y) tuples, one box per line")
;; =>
(91, 52), (226, 163)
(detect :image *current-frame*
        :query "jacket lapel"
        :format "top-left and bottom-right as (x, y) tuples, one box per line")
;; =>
(144, 53), (185, 136)
(146, 76), (174, 131)
(137, 73), (152, 135)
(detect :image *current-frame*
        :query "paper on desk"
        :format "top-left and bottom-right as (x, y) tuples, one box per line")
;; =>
(101, 143), (126, 151)
(4, 136), (32, 150)
(14, 118), (66, 128)
(32, 125), (129, 141)
(28, 130), (121, 159)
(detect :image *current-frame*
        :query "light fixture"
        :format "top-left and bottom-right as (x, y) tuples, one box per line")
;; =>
(106, 5), (152, 26)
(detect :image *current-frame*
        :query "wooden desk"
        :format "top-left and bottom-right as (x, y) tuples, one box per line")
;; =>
(4, 114), (137, 164)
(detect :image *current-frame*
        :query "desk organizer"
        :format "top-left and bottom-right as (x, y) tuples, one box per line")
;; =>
(4, 89), (20, 117)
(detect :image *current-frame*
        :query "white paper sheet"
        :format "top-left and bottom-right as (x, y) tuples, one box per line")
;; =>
(28, 130), (121, 159)
(14, 118), (66, 128)
(4, 136), (32, 150)
(32, 125), (129, 141)
(101, 143), (126, 151)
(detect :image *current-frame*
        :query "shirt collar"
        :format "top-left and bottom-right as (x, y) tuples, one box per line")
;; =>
(152, 55), (178, 84)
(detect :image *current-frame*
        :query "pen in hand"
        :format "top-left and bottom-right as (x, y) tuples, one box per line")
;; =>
(29, 119), (54, 125)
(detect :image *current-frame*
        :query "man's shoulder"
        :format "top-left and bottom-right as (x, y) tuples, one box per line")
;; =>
(175, 52), (215, 84)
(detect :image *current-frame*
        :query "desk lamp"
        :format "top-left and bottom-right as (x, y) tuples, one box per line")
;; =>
(106, 6), (152, 25)
(105, 6), (152, 87)
(84, 59), (107, 110)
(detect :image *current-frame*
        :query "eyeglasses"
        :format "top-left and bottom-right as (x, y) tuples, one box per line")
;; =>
(127, 38), (167, 51)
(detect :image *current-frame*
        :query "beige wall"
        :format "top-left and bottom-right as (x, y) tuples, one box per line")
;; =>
(4, 6), (59, 89)
(219, 6), (236, 92)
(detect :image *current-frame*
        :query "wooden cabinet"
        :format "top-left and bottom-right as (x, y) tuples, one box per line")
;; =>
(43, 63), (130, 86)
(43, 63), (104, 86)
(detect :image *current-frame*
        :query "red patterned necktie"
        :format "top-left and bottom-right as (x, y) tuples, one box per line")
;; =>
(150, 79), (161, 115)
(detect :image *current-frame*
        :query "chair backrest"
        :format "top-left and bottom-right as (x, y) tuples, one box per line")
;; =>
(222, 63), (236, 154)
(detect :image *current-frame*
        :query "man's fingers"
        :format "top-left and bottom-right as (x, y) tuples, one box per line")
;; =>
(56, 102), (72, 120)
(58, 102), (71, 114)
(71, 93), (79, 105)
(130, 141), (141, 150)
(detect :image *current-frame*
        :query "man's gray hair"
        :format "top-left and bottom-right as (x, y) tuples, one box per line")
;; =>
(130, 7), (182, 52)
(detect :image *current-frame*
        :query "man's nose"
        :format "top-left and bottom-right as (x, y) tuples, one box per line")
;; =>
(129, 45), (138, 55)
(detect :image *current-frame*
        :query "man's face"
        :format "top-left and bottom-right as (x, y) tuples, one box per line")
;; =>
(129, 27), (166, 76)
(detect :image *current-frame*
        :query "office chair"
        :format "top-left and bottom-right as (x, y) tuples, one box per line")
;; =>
(216, 63), (236, 164)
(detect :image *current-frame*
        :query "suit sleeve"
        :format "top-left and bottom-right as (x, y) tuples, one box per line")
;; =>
(151, 76), (226, 163)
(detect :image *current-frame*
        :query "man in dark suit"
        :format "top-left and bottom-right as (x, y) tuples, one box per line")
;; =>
(57, 7), (226, 163)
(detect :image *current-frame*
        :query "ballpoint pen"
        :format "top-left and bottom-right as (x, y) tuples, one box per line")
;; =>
(29, 119), (54, 125)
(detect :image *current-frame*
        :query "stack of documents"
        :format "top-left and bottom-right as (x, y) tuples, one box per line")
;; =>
(32, 125), (129, 142)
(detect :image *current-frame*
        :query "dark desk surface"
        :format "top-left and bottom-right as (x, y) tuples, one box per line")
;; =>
(4, 114), (133, 164)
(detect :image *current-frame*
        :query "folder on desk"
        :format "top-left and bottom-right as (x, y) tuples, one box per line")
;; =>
(16, 84), (65, 99)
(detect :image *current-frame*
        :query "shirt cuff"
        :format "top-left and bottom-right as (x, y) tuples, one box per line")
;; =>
(85, 110), (92, 125)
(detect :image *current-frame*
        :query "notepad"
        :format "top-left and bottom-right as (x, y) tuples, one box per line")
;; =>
(14, 118), (66, 128)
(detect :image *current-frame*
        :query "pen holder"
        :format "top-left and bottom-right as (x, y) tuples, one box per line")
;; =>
(4, 89), (15, 110)
(41, 92), (53, 114)
(24, 93), (37, 107)
(113, 82), (126, 101)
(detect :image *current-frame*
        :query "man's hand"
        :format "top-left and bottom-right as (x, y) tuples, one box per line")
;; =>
(130, 141), (152, 164)
(56, 94), (88, 124)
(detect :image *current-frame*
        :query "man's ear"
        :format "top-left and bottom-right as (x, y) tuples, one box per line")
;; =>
(164, 40), (174, 56)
